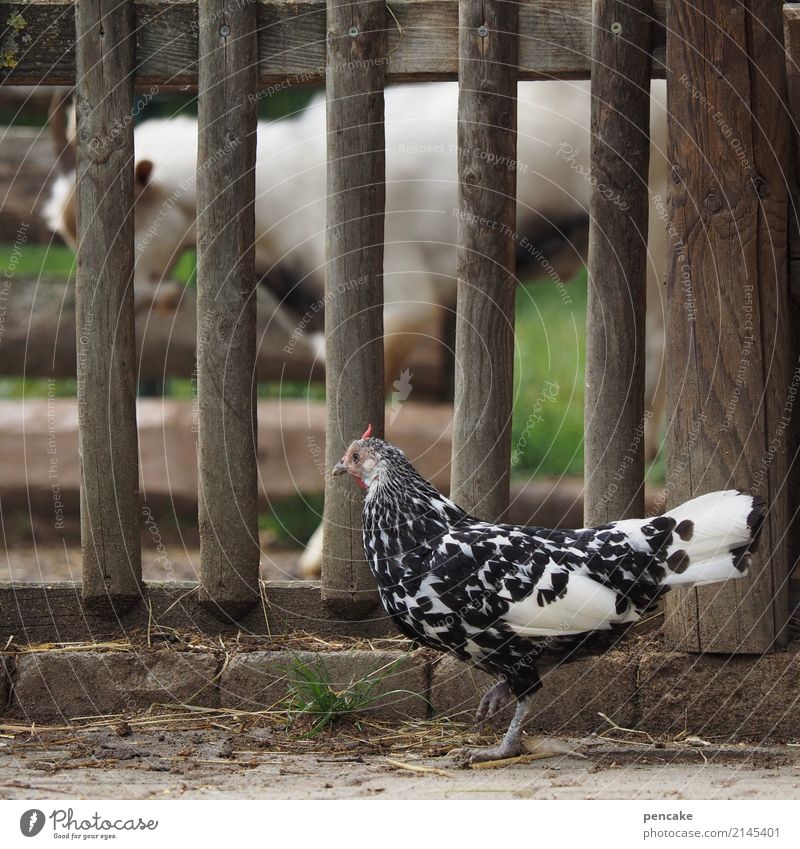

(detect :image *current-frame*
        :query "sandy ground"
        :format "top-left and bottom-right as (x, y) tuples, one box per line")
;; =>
(0, 725), (798, 800)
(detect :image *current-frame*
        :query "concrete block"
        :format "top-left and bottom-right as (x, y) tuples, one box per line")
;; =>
(638, 650), (800, 740)
(0, 654), (12, 713)
(12, 650), (219, 721)
(431, 651), (638, 734)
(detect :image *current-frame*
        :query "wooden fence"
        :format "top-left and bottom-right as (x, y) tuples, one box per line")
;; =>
(0, 0), (794, 652)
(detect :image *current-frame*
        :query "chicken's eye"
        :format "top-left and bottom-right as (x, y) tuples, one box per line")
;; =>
(352, 452), (360, 462)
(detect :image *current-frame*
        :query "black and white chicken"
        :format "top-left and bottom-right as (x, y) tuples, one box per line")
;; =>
(332, 426), (764, 764)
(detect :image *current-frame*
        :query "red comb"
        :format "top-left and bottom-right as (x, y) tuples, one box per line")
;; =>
(361, 423), (373, 439)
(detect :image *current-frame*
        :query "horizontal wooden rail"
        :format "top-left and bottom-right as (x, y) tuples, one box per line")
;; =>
(664, 0), (790, 652)
(0, 582), (389, 643)
(0, 0), (666, 86)
(0, 283), (325, 381)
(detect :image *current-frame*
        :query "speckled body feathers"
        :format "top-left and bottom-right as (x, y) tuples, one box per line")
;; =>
(359, 439), (765, 698)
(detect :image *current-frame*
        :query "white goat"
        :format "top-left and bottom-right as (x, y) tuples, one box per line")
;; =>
(44, 81), (669, 575)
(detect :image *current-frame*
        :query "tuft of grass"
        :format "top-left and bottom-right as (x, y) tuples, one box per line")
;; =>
(283, 655), (424, 737)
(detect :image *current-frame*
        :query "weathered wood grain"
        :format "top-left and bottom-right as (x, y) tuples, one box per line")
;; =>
(195, 0), (260, 617)
(74, 0), (142, 613)
(321, 0), (385, 616)
(583, 0), (651, 525)
(664, 0), (790, 653)
(449, 0), (518, 520)
(0, 1), (668, 86)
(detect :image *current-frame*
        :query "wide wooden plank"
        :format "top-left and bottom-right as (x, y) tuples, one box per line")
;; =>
(663, 0), (790, 652)
(0, 0), (667, 86)
(583, 0), (651, 524)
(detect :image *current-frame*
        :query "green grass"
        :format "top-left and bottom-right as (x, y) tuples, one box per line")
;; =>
(283, 655), (424, 737)
(0, 243), (76, 279)
(511, 270), (587, 480)
(258, 494), (324, 547)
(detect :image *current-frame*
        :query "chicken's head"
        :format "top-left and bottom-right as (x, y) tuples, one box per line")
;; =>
(332, 424), (388, 490)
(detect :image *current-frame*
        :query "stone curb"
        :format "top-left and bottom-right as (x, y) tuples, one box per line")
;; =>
(430, 651), (638, 734)
(219, 650), (430, 719)
(9, 650), (220, 722)
(2, 646), (799, 739)
(638, 651), (800, 739)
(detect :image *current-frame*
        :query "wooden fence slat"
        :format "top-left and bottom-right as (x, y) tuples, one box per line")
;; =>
(0, 0), (668, 87)
(449, 0), (518, 520)
(196, 0), (260, 617)
(320, 0), (386, 616)
(74, 0), (141, 613)
(664, 0), (790, 652)
(583, 0), (652, 525)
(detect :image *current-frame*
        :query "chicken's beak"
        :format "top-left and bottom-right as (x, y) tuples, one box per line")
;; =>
(332, 460), (348, 477)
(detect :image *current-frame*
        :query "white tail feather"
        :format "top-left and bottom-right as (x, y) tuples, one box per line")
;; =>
(660, 490), (762, 588)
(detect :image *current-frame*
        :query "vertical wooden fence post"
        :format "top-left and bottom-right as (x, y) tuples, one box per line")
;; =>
(321, 0), (386, 616)
(75, 0), (141, 613)
(664, 0), (790, 652)
(450, 0), (518, 520)
(584, 0), (652, 526)
(196, 0), (260, 617)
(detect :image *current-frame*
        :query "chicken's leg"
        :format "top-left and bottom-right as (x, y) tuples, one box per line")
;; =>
(474, 680), (513, 723)
(463, 693), (534, 764)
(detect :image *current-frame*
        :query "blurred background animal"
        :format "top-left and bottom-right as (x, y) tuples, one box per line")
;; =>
(42, 80), (669, 575)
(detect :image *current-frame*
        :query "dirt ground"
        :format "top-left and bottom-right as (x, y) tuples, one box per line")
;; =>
(1, 723), (798, 800)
